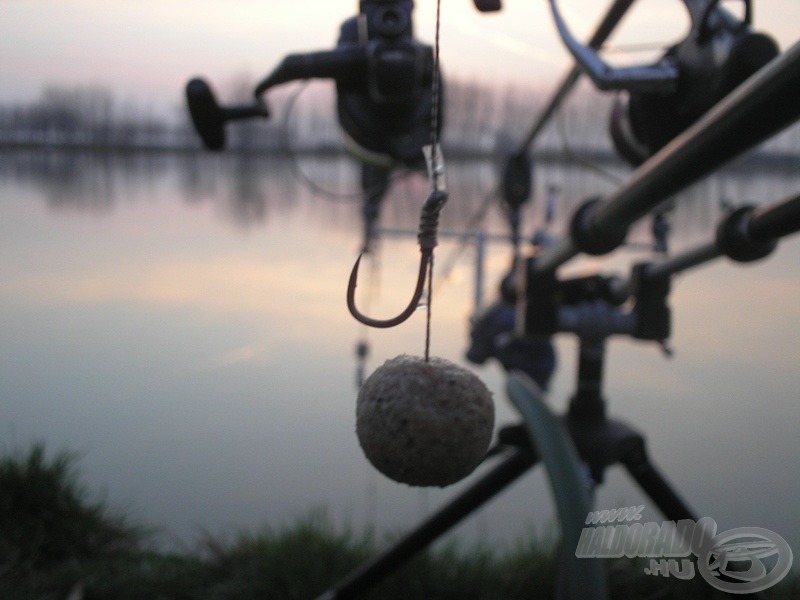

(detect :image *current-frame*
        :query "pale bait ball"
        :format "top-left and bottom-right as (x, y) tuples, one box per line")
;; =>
(356, 355), (495, 488)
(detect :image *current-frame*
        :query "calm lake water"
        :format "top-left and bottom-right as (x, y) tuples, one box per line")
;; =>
(1, 148), (798, 563)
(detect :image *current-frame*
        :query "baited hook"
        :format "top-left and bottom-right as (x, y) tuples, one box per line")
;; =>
(347, 249), (432, 328)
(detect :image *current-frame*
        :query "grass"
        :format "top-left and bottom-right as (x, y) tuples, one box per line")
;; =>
(1, 444), (797, 599)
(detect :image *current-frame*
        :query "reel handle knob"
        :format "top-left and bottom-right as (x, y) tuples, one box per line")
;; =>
(185, 78), (268, 151)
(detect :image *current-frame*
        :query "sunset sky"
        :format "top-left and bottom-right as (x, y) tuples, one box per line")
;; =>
(1, 0), (799, 117)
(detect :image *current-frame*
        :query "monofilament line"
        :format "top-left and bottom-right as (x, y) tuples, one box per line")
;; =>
(424, 0), (443, 363)
(430, 0), (442, 159)
(424, 252), (434, 361)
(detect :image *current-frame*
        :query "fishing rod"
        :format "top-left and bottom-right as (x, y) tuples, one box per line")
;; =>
(465, 0), (789, 379)
(641, 190), (800, 281)
(534, 40), (800, 273)
(467, 0), (782, 250)
(518, 190), (800, 344)
(436, 0), (638, 283)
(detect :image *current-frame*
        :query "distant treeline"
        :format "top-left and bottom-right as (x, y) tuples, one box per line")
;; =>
(0, 80), (613, 156)
(1, 81), (798, 161)
(0, 86), (181, 149)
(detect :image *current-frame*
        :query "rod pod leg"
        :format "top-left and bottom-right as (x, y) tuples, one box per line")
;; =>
(315, 447), (536, 600)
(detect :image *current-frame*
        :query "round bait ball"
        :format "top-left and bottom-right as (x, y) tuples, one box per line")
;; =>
(356, 355), (494, 488)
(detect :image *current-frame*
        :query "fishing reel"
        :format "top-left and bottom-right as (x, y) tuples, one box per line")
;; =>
(186, 0), (442, 170)
(478, 0), (779, 166)
(549, 0), (779, 165)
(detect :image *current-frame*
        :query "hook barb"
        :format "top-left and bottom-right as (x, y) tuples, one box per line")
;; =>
(347, 251), (431, 328)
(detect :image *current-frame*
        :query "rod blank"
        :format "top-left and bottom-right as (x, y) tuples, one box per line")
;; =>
(640, 190), (800, 283)
(749, 192), (800, 243)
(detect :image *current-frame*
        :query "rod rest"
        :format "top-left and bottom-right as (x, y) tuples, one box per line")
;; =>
(519, 257), (671, 344)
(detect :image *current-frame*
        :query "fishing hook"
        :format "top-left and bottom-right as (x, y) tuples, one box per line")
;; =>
(347, 249), (432, 328)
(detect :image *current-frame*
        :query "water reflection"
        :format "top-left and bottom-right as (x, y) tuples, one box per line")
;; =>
(5, 147), (797, 239)
(0, 148), (798, 563)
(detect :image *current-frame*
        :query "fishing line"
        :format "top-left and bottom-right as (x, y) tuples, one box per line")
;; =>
(425, 0), (445, 362)
(555, 101), (625, 185)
